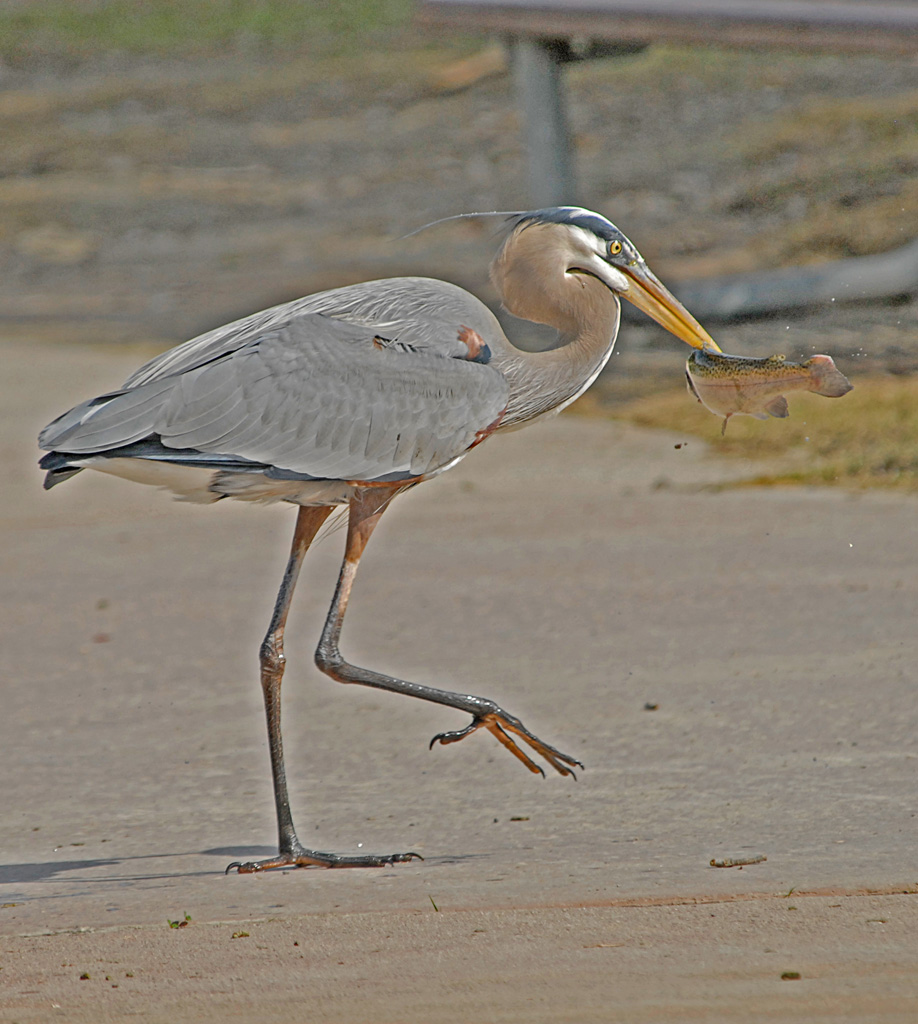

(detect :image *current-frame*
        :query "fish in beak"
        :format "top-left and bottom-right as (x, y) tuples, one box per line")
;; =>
(686, 349), (853, 434)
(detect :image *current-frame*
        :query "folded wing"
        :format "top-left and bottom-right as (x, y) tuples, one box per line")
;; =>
(40, 310), (509, 483)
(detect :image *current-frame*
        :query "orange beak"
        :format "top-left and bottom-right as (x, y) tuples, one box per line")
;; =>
(621, 263), (721, 352)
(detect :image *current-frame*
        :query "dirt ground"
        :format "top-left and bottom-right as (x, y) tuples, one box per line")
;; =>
(2, 21), (918, 1024)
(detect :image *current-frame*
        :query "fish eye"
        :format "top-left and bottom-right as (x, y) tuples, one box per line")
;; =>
(608, 240), (623, 256)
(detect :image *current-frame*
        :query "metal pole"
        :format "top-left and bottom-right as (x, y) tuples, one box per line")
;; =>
(510, 37), (575, 207)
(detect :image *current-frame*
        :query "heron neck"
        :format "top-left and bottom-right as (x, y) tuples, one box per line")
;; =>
(493, 309), (620, 427)
(489, 245), (622, 426)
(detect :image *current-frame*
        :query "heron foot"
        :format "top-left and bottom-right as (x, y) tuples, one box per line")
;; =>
(225, 847), (422, 874)
(430, 710), (583, 778)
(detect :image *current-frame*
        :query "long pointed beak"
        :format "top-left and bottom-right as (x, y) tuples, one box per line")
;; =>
(621, 263), (721, 352)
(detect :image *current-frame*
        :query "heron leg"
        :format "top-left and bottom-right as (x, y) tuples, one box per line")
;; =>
(313, 487), (583, 780)
(226, 504), (421, 874)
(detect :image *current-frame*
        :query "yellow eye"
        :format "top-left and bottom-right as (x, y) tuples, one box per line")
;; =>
(608, 240), (623, 256)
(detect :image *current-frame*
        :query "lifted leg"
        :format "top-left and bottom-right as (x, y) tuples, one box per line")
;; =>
(313, 488), (583, 780)
(226, 504), (421, 874)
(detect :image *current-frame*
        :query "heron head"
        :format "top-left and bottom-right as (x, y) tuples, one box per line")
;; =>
(506, 207), (720, 352)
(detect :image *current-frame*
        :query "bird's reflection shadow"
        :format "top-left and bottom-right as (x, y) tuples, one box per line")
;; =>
(0, 848), (478, 886)
(0, 847), (275, 886)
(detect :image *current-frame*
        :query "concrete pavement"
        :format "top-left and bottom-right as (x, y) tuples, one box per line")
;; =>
(1, 338), (916, 1021)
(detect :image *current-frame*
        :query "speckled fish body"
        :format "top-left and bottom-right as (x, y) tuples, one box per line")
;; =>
(685, 349), (853, 434)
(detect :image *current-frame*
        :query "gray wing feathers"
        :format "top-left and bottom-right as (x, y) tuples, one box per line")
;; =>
(39, 379), (174, 452)
(123, 277), (501, 388)
(43, 313), (509, 481)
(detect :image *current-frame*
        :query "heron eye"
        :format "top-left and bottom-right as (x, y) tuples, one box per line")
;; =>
(608, 240), (623, 256)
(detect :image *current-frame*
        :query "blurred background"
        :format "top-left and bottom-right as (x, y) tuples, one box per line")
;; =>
(3, 0), (918, 486)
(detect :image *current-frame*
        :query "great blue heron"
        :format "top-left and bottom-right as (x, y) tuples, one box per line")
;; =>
(39, 206), (718, 873)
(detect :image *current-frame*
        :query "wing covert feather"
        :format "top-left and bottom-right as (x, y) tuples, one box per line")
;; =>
(124, 277), (503, 387)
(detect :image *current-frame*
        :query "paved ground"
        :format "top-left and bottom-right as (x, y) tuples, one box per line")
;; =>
(1, 338), (917, 1022)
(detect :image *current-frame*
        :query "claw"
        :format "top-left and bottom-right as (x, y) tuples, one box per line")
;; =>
(430, 719), (483, 748)
(430, 710), (582, 778)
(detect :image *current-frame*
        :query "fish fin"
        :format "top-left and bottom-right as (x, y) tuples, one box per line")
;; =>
(806, 354), (853, 398)
(765, 395), (789, 419)
(721, 415), (730, 436)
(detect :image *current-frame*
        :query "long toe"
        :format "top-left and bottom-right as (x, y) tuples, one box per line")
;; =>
(431, 709), (582, 777)
(226, 849), (422, 873)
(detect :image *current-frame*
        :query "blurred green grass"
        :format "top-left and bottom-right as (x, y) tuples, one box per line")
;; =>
(580, 375), (918, 491)
(0, 0), (416, 59)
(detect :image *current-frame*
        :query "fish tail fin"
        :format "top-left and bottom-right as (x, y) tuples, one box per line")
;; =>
(806, 355), (853, 398)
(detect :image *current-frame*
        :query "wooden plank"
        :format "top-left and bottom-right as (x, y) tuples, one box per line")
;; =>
(418, 0), (918, 55)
